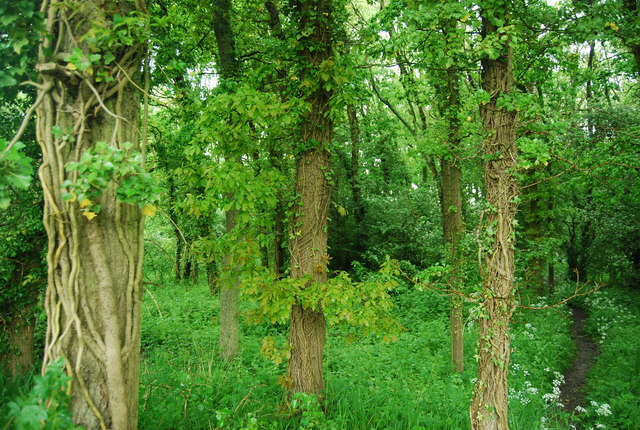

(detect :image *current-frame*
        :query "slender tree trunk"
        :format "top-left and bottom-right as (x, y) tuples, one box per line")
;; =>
(273, 196), (286, 278)
(168, 178), (183, 281)
(212, 0), (242, 361)
(441, 158), (464, 373)
(437, 63), (465, 374)
(206, 261), (219, 294)
(219, 210), (239, 360)
(36, 2), (146, 428)
(347, 104), (365, 227)
(184, 255), (192, 280)
(470, 8), (519, 430)
(525, 184), (544, 294)
(286, 0), (333, 398)
(4, 310), (35, 376)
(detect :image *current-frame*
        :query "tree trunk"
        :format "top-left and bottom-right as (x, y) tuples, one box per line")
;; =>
(207, 261), (219, 294)
(441, 158), (464, 373)
(287, 148), (331, 398)
(286, 0), (333, 399)
(437, 63), (465, 374)
(470, 8), (519, 430)
(4, 310), (35, 376)
(347, 104), (365, 227)
(273, 195), (286, 278)
(36, 1), (146, 428)
(212, 0), (242, 361)
(219, 210), (239, 360)
(524, 184), (544, 295)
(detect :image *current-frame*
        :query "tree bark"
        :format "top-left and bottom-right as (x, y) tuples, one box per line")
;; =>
(441, 158), (465, 373)
(212, 0), (242, 361)
(470, 8), (519, 430)
(4, 310), (35, 376)
(36, 2), (146, 428)
(286, 0), (333, 398)
(287, 148), (331, 397)
(437, 63), (465, 374)
(219, 210), (239, 360)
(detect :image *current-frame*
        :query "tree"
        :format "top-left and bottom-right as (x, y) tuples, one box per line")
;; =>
(0, 97), (45, 377)
(469, 2), (519, 428)
(35, 1), (149, 427)
(0, 0), (46, 374)
(211, 0), (242, 361)
(286, 0), (335, 397)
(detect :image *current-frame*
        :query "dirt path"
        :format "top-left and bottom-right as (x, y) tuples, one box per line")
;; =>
(560, 305), (599, 413)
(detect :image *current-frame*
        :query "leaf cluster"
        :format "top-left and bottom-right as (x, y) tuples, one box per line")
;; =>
(6, 360), (82, 430)
(62, 141), (161, 218)
(243, 258), (403, 342)
(0, 140), (33, 210)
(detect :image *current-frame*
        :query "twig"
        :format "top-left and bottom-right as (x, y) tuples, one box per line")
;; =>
(4, 81), (53, 155)
(143, 284), (163, 318)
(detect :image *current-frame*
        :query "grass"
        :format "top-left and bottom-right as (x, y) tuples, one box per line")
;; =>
(570, 286), (640, 429)
(137, 277), (576, 429)
(4, 273), (636, 429)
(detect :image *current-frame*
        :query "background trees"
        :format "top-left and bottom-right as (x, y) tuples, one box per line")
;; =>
(1, 0), (639, 428)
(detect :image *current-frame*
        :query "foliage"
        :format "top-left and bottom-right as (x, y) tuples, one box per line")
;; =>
(243, 258), (402, 343)
(573, 287), (640, 429)
(0, 0), (44, 95)
(135, 273), (576, 429)
(0, 145), (31, 213)
(3, 359), (82, 430)
(61, 141), (162, 218)
(0, 140), (33, 210)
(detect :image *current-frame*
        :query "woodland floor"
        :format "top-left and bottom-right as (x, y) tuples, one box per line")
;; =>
(560, 305), (599, 414)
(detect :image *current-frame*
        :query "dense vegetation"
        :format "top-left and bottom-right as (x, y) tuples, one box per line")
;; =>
(1, 0), (639, 429)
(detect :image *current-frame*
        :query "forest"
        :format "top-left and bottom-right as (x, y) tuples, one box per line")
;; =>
(1, 0), (639, 429)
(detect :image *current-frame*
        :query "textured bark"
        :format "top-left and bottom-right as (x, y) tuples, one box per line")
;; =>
(437, 64), (465, 374)
(212, 0), (241, 361)
(36, 1), (146, 428)
(470, 10), (519, 430)
(219, 210), (239, 360)
(4, 311), (35, 376)
(287, 148), (331, 397)
(441, 158), (464, 373)
(286, 0), (333, 398)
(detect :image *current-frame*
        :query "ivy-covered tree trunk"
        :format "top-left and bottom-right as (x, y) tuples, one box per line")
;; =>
(469, 8), (519, 430)
(286, 0), (333, 398)
(36, 1), (146, 428)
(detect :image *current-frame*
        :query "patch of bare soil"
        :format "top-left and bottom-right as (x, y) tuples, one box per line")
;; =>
(560, 305), (599, 414)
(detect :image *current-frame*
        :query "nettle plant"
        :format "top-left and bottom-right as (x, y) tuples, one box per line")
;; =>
(60, 137), (161, 219)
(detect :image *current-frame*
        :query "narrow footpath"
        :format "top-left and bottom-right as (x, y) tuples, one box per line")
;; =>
(560, 305), (599, 413)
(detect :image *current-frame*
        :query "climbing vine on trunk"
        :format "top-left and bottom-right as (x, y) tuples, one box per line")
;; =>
(35, 1), (148, 428)
(470, 4), (519, 429)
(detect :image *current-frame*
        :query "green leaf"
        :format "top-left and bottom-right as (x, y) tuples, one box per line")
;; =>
(0, 71), (18, 88)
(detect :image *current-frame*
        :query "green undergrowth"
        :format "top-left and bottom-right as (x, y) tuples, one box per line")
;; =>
(567, 286), (640, 429)
(138, 277), (575, 429)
